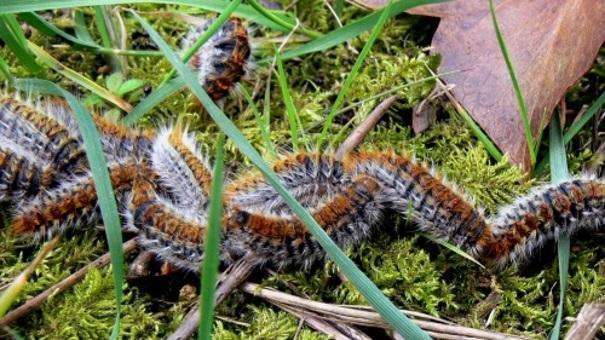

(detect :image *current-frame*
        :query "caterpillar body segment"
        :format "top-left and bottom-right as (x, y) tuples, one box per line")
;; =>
(130, 173), (206, 272)
(183, 17), (252, 101)
(0, 97), (85, 186)
(11, 162), (143, 239)
(0, 142), (53, 202)
(344, 151), (489, 250)
(154, 126), (213, 213)
(480, 177), (605, 266)
(0, 97), (80, 165)
(225, 154), (349, 215)
(224, 174), (384, 268)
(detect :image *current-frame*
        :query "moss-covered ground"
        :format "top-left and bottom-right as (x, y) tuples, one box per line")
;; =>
(0, 3), (603, 339)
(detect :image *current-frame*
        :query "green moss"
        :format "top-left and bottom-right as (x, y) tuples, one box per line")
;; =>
(28, 268), (162, 339)
(213, 306), (329, 339)
(0, 230), (105, 306)
(363, 237), (459, 315)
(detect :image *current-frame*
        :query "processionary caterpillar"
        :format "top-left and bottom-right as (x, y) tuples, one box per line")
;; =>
(1, 95), (603, 272)
(0, 17), (603, 276)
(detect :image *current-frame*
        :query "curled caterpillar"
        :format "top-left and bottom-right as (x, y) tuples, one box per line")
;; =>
(1, 95), (603, 272)
(182, 17), (252, 101)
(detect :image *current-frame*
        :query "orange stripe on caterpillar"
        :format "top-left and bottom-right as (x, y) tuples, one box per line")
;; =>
(186, 17), (251, 101)
(11, 162), (141, 236)
(2, 101), (604, 270)
(227, 176), (380, 239)
(0, 97), (85, 175)
(477, 179), (605, 266)
(131, 175), (205, 244)
(0, 145), (54, 201)
(168, 127), (212, 193)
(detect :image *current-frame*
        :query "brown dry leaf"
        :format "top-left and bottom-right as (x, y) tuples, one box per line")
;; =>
(350, 0), (605, 171)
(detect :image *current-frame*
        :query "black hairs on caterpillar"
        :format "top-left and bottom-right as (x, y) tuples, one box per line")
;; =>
(1, 95), (603, 272)
(0, 16), (603, 274)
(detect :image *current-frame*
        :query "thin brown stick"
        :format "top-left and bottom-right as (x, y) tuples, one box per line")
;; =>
(242, 282), (445, 325)
(564, 303), (605, 340)
(241, 282), (524, 340)
(279, 302), (373, 340)
(280, 304), (350, 339)
(334, 95), (397, 161)
(166, 255), (260, 340)
(127, 250), (156, 278)
(0, 237), (138, 326)
(276, 299), (373, 340)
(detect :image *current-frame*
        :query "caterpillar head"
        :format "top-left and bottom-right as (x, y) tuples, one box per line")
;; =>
(183, 17), (252, 101)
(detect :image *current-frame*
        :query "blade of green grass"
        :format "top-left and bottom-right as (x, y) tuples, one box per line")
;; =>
(318, 0), (393, 149)
(276, 52), (301, 151)
(0, 0), (296, 34)
(564, 91), (605, 144)
(94, 6), (112, 49)
(277, 0), (447, 62)
(121, 77), (183, 125)
(458, 107), (503, 162)
(240, 84), (276, 158)
(247, 0), (321, 38)
(422, 234), (485, 269)
(534, 91), (605, 176)
(263, 71), (275, 150)
(131, 10), (430, 339)
(94, 6), (127, 72)
(19, 12), (163, 57)
(488, 0), (535, 167)
(423, 66), (503, 162)
(548, 113), (570, 340)
(26, 41), (133, 112)
(198, 133), (225, 340)
(159, 0), (242, 86)
(74, 10), (95, 43)
(334, 0), (344, 16)
(13, 78), (125, 340)
(0, 14), (43, 73)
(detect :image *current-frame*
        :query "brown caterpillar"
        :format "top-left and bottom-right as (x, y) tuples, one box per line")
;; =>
(1, 95), (603, 272)
(182, 17), (252, 101)
(1, 17), (603, 274)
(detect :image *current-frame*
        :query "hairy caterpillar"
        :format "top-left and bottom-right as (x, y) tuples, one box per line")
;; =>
(1, 17), (603, 274)
(182, 17), (252, 101)
(1, 94), (603, 272)
(0, 16), (251, 204)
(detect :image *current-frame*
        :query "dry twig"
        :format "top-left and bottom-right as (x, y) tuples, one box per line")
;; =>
(241, 282), (524, 340)
(279, 302), (371, 340)
(564, 303), (605, 340)
(166, 255), (260, 340)
(335, 95), (397, 161)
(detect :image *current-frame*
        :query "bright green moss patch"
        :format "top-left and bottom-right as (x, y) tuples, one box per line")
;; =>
(30, 268), (161, 339)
